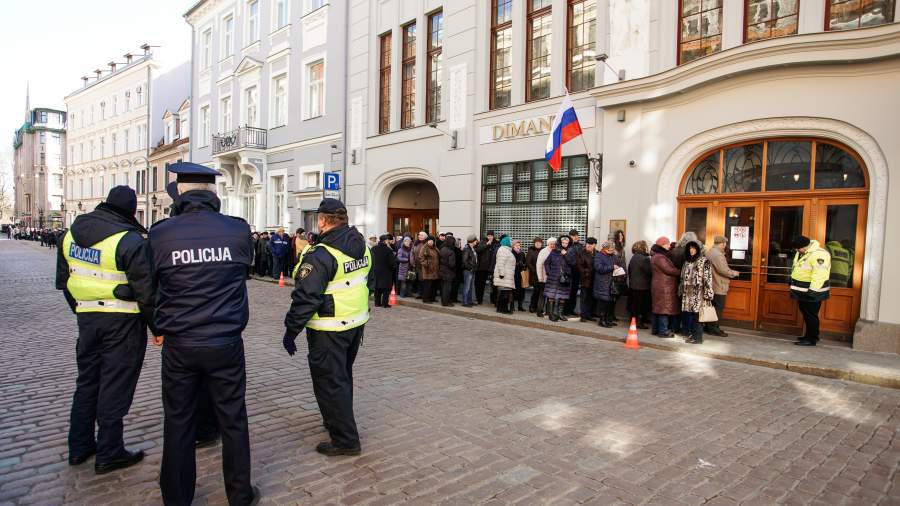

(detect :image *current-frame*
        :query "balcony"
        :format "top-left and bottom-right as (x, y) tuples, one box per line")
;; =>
(212, 126), (267, 156)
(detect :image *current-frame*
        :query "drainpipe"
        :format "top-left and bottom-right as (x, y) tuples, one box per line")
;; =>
(189, 23), (195, 163)
(341, 0), (349, 205)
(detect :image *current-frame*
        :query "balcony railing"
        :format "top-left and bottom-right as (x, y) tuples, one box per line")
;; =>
(212, 126), (267, 155)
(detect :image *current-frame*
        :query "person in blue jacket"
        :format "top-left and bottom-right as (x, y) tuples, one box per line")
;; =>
(269, 227), (290, 279)
(150, 163), (260, 506)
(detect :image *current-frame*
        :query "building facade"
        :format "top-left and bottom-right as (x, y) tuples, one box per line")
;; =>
(185, 0), (347, 233)
(12, 102), (67, 229)
(346, 1), (899, 351)
(147, 99), (191, 223)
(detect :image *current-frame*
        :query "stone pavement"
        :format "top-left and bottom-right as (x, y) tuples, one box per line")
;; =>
(1, 237), (899, 505)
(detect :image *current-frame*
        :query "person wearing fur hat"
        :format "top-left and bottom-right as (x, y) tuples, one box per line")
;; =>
(680, 240), (714, 344)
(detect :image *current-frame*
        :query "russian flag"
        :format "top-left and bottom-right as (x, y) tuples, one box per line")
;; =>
(544, 94), (583, 172)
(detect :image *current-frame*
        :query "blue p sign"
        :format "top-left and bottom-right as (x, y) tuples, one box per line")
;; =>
(324, 172), (340, 190)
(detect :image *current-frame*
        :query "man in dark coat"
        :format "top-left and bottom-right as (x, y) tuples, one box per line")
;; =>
(474, 231), (497, 305)
(525, 238), (544, 314)
(371, 234), (397, 307)
(565, 229), (583, 315)
(593, 241), (617, 327)
(439, 233), (457, 306)
(576, 237), (597, 322)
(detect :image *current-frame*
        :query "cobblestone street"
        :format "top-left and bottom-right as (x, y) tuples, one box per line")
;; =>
(0, 237), (898, 505)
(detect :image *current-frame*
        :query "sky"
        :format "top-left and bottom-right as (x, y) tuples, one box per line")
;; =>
(0, 0), (194, 185)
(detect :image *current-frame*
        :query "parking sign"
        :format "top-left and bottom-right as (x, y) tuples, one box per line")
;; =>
(324, 172), (340, 191)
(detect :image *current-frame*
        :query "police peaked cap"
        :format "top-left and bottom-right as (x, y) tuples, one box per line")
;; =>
(167, 162), (221, 184)
(317, 198), (347, 214)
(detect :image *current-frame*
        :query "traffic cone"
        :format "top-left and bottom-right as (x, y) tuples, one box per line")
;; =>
(279, 272), (285, 288)
(389, 287), (398, 306)
(625, 317), (640, 349)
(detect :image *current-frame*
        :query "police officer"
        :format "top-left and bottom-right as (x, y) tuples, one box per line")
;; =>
(55, 186), (154, 474)
(150, 163), (259, 505)
(283, 198), (370, 456)
(789, 236), (832, 346)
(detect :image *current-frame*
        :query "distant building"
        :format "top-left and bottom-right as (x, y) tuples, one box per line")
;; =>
(148, 98), (191, 223)
(184, 0), (348, 233)
(12, 89), (66, 229)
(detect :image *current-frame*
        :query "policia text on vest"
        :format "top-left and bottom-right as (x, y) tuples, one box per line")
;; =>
(282, 198), (369, 456)
(55, 191), (157, 474)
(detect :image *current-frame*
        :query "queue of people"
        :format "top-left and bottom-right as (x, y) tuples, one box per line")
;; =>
(6, 225), (64, 248)
(250, 227), (311, 280)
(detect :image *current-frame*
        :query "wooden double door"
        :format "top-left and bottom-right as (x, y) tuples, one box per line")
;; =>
(387, 208), (439, 238)
(680, 196), (867, 337)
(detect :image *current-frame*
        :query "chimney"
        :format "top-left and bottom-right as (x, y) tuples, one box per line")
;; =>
(140, 43), (151, 56)
(94, 69), (102, 80)
(81, 76), (89, 88)
(108, 61), (117, 72)
(124, 53), (134, 64)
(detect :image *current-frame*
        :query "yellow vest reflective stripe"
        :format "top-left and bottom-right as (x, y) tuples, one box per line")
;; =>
(790, 241), (831, 297)
(62, 230), (140, 314)
(300, 243), (371, 332)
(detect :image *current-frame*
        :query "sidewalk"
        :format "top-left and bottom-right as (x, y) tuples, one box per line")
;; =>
(257, 274), (900, 389)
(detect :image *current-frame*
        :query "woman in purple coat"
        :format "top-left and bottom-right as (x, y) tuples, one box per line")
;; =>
(544, 235), (575, 322)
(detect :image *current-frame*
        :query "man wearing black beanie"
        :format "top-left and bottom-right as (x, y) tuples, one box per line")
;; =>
(55, 186), (157, 474)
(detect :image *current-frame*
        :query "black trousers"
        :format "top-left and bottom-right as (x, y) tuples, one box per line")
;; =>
(441, 278), (454, 305)
(69, 313), (147, 462)
(565, 273), (580, 314)
(630, 289), (651, 322)
(579, 289), (595, 319)
(529, 282), (545, 312)
(421, 280), (437, 303)
(307, 326), (363, 448)
(798, 300), (822, 342)
(474, 271), (490, 304)
(451, 278), (460, 302)
(705, 294), (726, 331)
(373, 286), (391, 307)
(161, 341), (253, 506)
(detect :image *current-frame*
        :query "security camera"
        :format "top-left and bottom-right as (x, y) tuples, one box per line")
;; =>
(595, 53), (609, 62)
(628, 160), (636, 167)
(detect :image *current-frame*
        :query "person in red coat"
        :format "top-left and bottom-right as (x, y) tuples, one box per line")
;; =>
(650, 236), (680, 337)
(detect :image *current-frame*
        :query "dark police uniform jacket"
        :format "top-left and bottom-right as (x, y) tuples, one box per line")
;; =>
(150, 191), (252, 346)
(284, 224), (368, 338)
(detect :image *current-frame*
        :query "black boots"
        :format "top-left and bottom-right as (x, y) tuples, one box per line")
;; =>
(547, 299), (558, 321)
(556, 299), (568, 321)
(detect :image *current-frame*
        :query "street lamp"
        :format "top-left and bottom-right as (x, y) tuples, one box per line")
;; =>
(77, 201), (83, 211)
(151, 194), (158, 207)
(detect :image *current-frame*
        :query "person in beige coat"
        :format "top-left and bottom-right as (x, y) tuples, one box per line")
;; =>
(705, 235), (738, 336)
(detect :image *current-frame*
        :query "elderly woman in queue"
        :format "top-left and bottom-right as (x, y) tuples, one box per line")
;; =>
(512, 239), (527, 312)
(492, 236), (517, 313)
(680, 239), (714, 344)
(650, 237), (681, 337)
(544, 235), (575, 321)
(628, 240), (653, 329)
(417, 237), (440, 303)
(593, 240), (617, 327)
(525, 237), (544, 314)
(396, 236), (414, 297)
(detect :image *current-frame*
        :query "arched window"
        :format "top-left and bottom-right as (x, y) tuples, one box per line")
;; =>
(827, 0), (895, 31)
(682, 138), (866, 195)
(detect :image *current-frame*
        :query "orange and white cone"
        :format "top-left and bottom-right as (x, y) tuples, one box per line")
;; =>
(279, 272), (285, 288)
(625, 317), (640, 349)
(389, 287), (398, 306)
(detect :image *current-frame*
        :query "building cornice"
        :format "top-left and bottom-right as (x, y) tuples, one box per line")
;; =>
(591, 23), (900, 108)
(64, 55), (156, 101)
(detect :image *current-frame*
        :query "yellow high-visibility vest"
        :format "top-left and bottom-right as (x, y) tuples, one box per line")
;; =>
(62, 231), (140, 313)
(296, 243), (371, 332)
(790, 240), (831, 301)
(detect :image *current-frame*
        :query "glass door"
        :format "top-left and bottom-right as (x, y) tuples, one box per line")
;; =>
(758, 200), (810, 332)
(720, 203), (760, 323)
(815, 198), (867, 334)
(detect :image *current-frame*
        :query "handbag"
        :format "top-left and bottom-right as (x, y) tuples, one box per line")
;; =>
(521, 270), (530, 289)
(406, 270), (417, 281)
(559, 271), (571, 286)
(699, 303), (718, 323)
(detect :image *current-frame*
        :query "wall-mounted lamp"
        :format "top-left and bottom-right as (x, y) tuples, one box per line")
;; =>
(428, 123), (458, 149)
(594, 53), (626, 81)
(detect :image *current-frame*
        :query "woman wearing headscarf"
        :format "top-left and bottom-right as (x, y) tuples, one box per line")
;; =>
(607, 230), (628, 324)
(543, 235), (575, 321)
(668, 231), (700, 335)
(371, 234), (397, 307)
(680, 239), (714, 344)
(492, 236), (517, 313)
(417, 237), (440, 303)
(651, 237), (681, 337)
(512, 239), (527, 312)
(396, 236), (414, 297)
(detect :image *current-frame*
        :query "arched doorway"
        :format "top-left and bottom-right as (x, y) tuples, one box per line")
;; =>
(677, 138), (868, 338)
(387, 180), (439, 237)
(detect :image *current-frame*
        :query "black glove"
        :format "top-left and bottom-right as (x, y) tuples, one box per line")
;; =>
(282, 330), (298, 356)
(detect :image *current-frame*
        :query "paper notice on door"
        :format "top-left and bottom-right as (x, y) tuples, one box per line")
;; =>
(732, 250), (746, 260)
(730, 226), (750, 250)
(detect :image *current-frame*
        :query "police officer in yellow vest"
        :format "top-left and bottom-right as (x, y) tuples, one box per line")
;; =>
(825, 240), (852, 288)
(789, 235), (831, 346)
(55, 186), (156, 474)
(283, 198), (370, 456)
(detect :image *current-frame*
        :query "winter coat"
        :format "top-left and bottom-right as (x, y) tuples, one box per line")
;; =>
(535, 247), (551, 283)
(650, 244), (681, 315)
(576, 248), (595, 289)
(681, 242), (714, 313)
(525, 246), (541, 281)
(462, 244), (478, 271)
(439, 243), (457, 281)
(396, 246), (412, 281)
(670, 244), (688, 269)
(592, 251), (616, 302)
(706, 246), (736, 295)
(628, 252), (652, 291)
(418, 244), (440, 280)
(475, 240), (498, 272)
(493, 246), (517, 289)
(371, 242), (397, 289)
(543, 249), (573, 300)
(269, 232), (290, 258)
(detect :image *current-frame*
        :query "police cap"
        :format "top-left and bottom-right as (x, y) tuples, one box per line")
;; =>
(317, 198), (347, 215)
(167, 162), (221, 184)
